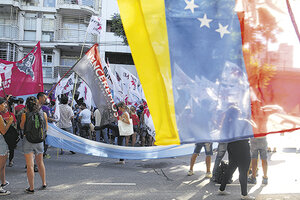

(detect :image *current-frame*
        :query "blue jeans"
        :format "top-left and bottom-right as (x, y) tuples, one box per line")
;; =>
(95, 129), (109, 144)
(212, 143), (227, 177)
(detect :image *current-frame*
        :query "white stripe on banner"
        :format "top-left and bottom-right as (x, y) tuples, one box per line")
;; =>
(46, 123), (195, 160)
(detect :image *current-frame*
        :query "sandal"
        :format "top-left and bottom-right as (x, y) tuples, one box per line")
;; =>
(25, 187), (34, 194)
(40, 185), (47, 190)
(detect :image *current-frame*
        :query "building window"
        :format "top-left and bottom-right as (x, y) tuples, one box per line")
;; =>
(24, 31), (36, 40)
(24, 13), (36, 41)
(42, 32), (54, 42)
(0, 43), (18, 61)
(42, 15), (55, 42)
(105, 52), (134, 65)
(43, 67), (53, 78)
(62, 21), (88, 42)
(44, 0), (56, 7)
(60, 57), (78, 67)
(106, 20), (114, 32)
(42, 54), (53, 66)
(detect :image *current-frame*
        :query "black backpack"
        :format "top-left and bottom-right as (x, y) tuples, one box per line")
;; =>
(214, 161), (229, 184)
(24, 111), (46, 143)
(3, 125), (20, 148)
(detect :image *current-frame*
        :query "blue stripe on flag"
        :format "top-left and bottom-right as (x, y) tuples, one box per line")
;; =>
(165, 0), (253, 143)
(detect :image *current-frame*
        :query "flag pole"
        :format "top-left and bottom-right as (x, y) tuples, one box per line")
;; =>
(47, 58), (81, 97)
(71, 31), (88, 107)
(286, 0), (300, 43)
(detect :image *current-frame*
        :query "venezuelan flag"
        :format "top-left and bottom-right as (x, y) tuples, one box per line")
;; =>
(117, 0), (300, 145)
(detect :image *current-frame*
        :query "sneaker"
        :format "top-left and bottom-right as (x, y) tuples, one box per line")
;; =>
(218, 189), (230, 195)
(25, 188), (34, 194)
(0, 188), (10, 196)
(241, 195), (255, 200)
(262, 177), (268, 185)
(205, 172), (212, 178)
(247, 176), (257, 184)
(8, 161), (13, 167)
(187, 170), (194, 176)
(1, 181), (9, 188)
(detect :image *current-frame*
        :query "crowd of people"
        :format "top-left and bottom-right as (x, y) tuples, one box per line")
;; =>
(70, 101), (154, 148)
(0, 92), (283, 199)
(187, 137), (271, 200)
(0, 92), (156, 195)
(0, 93), (48, 195)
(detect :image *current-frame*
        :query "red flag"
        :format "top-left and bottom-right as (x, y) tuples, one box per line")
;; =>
(0, 42), (43, 96)
(238, 2), (300, 137)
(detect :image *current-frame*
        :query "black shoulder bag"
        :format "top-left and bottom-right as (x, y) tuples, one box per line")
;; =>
(3, 119), (20, 148)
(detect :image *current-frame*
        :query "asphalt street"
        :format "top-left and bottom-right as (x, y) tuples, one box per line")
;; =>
(3, 132), (300, 200)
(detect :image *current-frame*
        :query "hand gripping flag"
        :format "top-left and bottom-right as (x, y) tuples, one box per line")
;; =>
(0, 42), (43, 96)
(73, 44), (118, 125)
(118, 0), (300, 145)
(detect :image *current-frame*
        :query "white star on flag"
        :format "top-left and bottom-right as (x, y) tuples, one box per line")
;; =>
(197, 14), (212, 28)
(215, 23), (230, 38)
(184, 0), (199, 14)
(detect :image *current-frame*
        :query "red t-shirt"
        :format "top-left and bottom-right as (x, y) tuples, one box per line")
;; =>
(15, 105), (25, 113)
(0, 111), (17, 123)
(131, 113), (140, 126)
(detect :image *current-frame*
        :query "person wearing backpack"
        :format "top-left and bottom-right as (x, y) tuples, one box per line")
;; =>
(20, 96), (48, 194)
(0, 97), (13, 195)
(0, 105), (17, 168)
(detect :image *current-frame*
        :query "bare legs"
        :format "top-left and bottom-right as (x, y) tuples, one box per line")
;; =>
(24, 153), (46, 190)
(0, 155), (8, 185)
(250, 158), (268, 179)
(189, 154), (211, 173)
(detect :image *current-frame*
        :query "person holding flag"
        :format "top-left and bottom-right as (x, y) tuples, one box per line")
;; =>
(0, 97), (13, 195)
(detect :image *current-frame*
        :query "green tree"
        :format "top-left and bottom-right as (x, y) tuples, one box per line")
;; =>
(111, 13), (128, 45)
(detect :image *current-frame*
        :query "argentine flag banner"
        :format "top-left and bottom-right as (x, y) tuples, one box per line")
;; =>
(117, 0), (300, 145)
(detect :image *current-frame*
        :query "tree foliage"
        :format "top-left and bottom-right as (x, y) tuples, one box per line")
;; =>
(111, 13), (128, 45)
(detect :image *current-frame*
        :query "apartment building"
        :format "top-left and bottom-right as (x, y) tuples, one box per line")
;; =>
(0, 0), (135, 90)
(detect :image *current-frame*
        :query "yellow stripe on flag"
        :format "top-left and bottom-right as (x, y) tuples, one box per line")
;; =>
(117, 0), (180, 145)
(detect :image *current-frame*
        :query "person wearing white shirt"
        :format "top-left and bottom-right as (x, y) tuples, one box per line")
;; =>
(79, 103), (91, 139)
(58, 96), (75, 154)
(94, 108), (109, 143)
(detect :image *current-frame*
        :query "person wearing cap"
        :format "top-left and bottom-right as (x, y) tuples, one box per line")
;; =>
(0, 97), (13, 195)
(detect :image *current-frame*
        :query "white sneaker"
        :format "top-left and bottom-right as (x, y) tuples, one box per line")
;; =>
(0, 187), (10, 196)
(0, 181), (9, 188)
(218, 189), (230, 195)
(241, 195), (255, 200)
(205, 172), (212, 178)
(187, 170), (194, 176)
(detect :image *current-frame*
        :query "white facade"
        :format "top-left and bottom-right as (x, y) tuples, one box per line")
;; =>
(100, 0), (137, 77)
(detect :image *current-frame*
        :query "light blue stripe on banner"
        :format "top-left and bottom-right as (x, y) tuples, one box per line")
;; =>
(46, 123), (196, 160)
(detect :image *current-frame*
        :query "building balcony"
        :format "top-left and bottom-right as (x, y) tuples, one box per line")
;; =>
(0, 24), (19, 41)
(0, 0), (21, 7)
(57, 0), (99, 14)
(56, 28), (97, 43)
